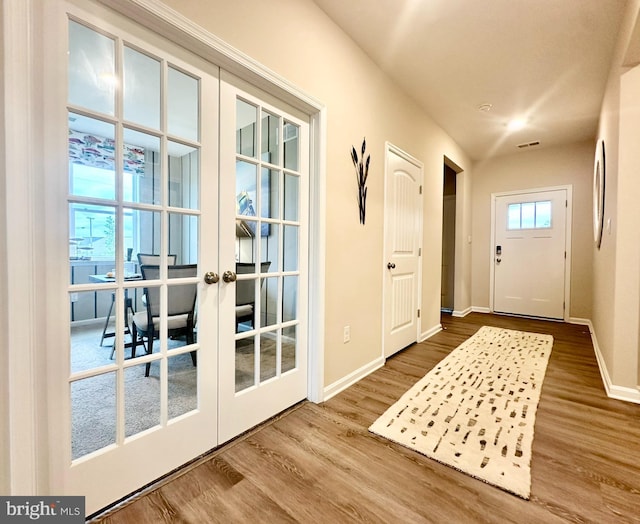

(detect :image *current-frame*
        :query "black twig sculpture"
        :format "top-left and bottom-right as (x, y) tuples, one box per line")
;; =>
(350, 137), (370, 225)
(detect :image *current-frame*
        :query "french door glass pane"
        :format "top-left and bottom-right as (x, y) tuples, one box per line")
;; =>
(283, 174), (299, 221)
(168, 67), (199, 141)
(70, 289), (119, 373)
(68, 21), (115, 115)
(237, 99), (257, 157)
(127, 209), (161, 265)
(261, 168), (279, 219)
(168, 143), (199, 210)
(124, 363), (160, 437)
(69, 203), (116, 267)
(236, 336), (255, 392)
(283, 122), (299, 170)
(261, 276), (278, 327)
(123, 128), (161, 205)
(236, 275), (256, 334)
(69, 115), (115, 199)
(168, 213), (199, 265)
(123, 46), (161, 130)
(262, 224), (279, 274)
(282, 275), (298, 322)
(261, 110), (280, 165)
(260, 331), (277, 383)
(71, 373), (116, 459)
(168, 352), (198, 419)
(283, 225), (299, 272)
(282, 325), (297, 373)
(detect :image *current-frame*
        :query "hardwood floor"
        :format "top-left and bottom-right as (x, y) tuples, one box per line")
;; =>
(91, 313), (640, 523)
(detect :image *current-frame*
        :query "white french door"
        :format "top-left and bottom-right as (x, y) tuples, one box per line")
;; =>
(46, 1), (310, 515)
(218, 72), (309, 443)
(48, 1), (220, 514)
(492, 188), (569, 319)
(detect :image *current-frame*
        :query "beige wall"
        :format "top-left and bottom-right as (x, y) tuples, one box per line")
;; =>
(471, 141), (594, 320)
(161, 0), (472, 386)
(593, 0), (640, 390)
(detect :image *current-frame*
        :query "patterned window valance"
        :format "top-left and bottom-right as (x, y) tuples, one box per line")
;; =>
(68, 129), (145, 175)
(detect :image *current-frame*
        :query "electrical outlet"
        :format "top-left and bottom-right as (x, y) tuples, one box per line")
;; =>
(343, 325), (351, 343)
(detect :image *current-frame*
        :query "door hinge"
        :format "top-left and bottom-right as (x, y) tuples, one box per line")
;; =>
(417, 309), (421, 318)
(564, 251), (567, 259)
(419, 185), (423, 195)
(418, 247), (422, 256)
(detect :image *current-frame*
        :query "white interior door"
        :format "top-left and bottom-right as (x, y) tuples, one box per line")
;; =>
(493, 188), (568, 319)
(48, 1), (219, 514)
(218, 72), (309, 443)
(383, 146), (423, 358)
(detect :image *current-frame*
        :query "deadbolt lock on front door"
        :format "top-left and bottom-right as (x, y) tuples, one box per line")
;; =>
(204, 271), (219, 284)
(222, 270), (237, 283)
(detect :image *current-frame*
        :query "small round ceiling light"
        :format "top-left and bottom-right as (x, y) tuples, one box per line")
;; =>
(507, 118), (527, 131)
(478, 103), (493, 112)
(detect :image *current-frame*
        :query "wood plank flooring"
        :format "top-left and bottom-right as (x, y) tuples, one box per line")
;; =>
(91, 313), (640, 523)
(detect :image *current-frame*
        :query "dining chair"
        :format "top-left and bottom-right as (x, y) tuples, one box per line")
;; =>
(235, 261), (270, 330)
(137, 253), (178, 267)
(132, 264), (198, 377)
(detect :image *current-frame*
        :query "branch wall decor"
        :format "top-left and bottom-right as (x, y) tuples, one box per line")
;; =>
(351, 137), (370, 225)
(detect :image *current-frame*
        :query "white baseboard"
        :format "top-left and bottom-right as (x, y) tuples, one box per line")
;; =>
(472, 306), (491, 314)
(572, 318), (640, 405)
(452, 307), (472, 317)
(323, 356), (385, 402)
(419, 323), (442, 342)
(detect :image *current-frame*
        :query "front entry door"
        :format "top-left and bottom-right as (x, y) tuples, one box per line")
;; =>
(218, 73), (309, 443)
(383, 145), (423, 358)
(493, 188), (568, 319)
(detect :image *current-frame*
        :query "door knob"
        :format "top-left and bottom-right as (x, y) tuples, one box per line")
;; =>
(204, 271), (219, 284)
(222, 270), (237, 283)
(387, 262), (396, 269)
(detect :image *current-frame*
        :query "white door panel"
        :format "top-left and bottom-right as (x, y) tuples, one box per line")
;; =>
(218, 72), (309, 443)
(493, 189), (567, 319)
(383, 147), (423, 357)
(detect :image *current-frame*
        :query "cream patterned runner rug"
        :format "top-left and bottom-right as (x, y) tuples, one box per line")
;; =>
(369, 326), (553, 499)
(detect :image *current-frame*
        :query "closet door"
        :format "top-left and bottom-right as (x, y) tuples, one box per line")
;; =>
(218, 72), (310, 443)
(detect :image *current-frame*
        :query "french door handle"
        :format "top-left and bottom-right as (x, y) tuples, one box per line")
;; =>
(222, 270), (237, 283)
(387, 262), (396, 269)
(204, 271), (219, 284)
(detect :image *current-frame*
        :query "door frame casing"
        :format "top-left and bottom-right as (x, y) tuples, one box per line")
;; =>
(489, 185), (573, 321)
(381, 142), (424, 358)
(2, 0), (326, 498)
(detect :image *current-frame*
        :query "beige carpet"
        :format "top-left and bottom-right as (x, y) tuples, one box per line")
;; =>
(369, 326), (553, 499)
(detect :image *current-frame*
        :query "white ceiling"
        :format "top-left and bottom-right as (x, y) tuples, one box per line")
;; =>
(312, 0), (628, 160)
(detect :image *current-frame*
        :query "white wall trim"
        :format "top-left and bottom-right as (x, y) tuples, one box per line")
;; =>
(452, 307), (473, 318)
(3, 0), (43, 495)
(323, 357), (385, 402)
(472, 306), (491, 314)
(577, 318), (640, 405)
(419, 323), (442, 343)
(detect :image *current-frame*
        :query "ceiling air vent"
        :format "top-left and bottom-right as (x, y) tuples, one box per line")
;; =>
(517, 141), (540, 149)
